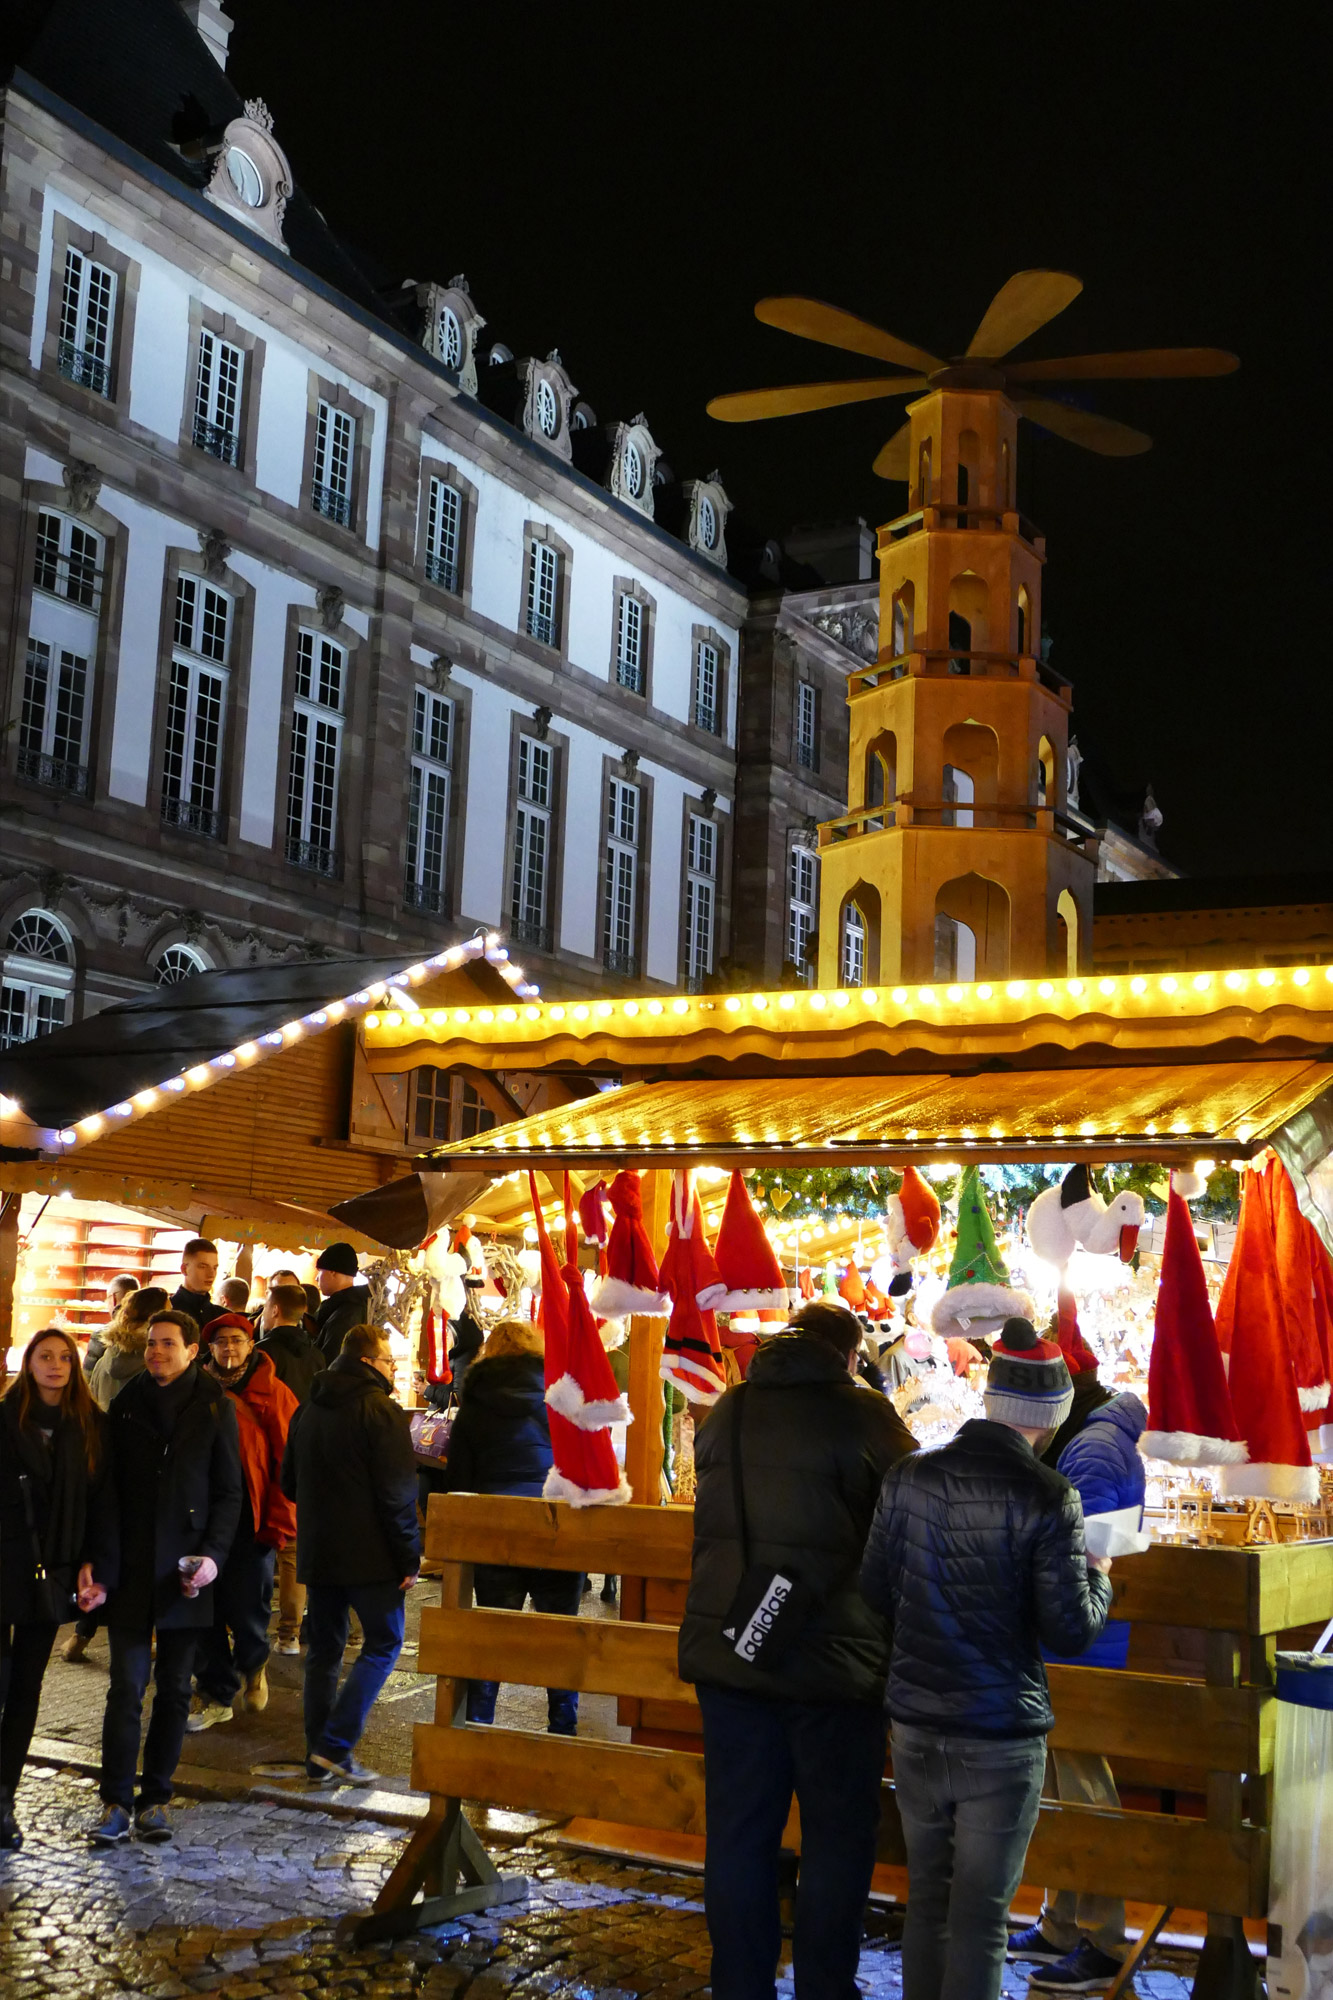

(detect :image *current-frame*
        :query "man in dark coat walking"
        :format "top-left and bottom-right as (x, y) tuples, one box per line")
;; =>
(860, 1318), (1113, 2000)
(89, 1309), (242, 1845)
(311, 1243), (372, 1365)
(257, 1282), (326, 1402)
(678, 1302), (916, 2000)
(281, 1321), (420, 1783)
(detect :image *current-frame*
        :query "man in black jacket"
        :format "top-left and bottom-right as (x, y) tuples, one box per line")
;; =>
(678, 1303), (916, 2000)
(281, 1321), (420, 1783)
(860, 1318), (1113, 2000)
(311, 1243), (372, 1364)
(171, 1237), (226, 1335)
(258, 1281), (326, 1655)
(90, 1309), (242, 1845)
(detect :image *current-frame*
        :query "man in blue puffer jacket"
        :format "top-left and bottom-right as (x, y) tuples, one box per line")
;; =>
(1011, 1391), (1147, 1993)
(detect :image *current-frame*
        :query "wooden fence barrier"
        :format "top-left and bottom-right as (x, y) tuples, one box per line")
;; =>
(358, 1492), (1333, 2000)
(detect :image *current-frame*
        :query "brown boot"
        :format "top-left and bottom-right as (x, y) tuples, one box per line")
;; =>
(244, 1665), (269, 1712)
(60, 1630), (90, 1664)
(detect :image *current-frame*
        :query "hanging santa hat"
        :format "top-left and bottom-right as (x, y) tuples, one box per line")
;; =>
(885, 1167), (943, 1295)
(578, 1180), (610, 1254)
(839, 1261), (867, 1311)
(712, 1171), (789, 1313)
(1216, 1166), (1318, 1502)
(931, 1166), (1031, 1338)
(658, 1171), (727, 1403)
(588, 1170), (670, 1319)
(797, 1265), (816, 1301)
(1255, 1155), (1331, 1433)
(1143, 1186), (1246, 1465)
(1051, 1286), (1100, 1378)
(529, 1173), (630, 1507)
(1309, 1229), (1333, 1461)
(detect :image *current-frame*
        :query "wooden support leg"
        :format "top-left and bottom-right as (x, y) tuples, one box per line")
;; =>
(344, 1794), (527, 1944)
(1106, 1906), (1172, 2000)
(1192, 1917), (1261, 2000)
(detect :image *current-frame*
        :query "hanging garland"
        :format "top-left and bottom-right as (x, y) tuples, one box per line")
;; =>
(746, 1161), (1239, 1228)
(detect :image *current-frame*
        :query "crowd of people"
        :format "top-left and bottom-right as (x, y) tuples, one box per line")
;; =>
(2, 1242), (1139, 2000)
(0, 1237), (420, 1848)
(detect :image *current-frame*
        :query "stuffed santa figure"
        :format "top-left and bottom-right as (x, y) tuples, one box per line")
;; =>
(884, 1166), (942, 1295)
(1216, 1165), (1318, 1503)
(589, 1170), (669, 1319)
(711, 1171), (788, 1313)
(529, 1174), (630, 1506)
(1142, 1183), (1246, 1467)
(658, 1171), (727, 1403)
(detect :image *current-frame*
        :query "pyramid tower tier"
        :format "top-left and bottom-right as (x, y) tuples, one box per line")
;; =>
(817, 386), (1098, 986)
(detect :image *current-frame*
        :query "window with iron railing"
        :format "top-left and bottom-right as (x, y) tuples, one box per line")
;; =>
(311, 401), (355, 526)
(615, 593), (645, 693)
(603, 777), (640, 976)
(684, 812), (716, 986)
(286, 628), (345, 875)
(526, 539), (559, 646)
(424, 477), (461, 592)
(19, 642), (90, 798)
(161, 575), (231, 840)
(405, 686), (453, 915)
(58, 248), (115, 396)
(511, 734), (553, 950)
(193, 330), (244, 465)
(34, 511), (102, 611)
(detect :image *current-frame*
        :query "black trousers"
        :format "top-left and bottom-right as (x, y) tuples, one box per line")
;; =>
(696, 1682), (887, 2000)
(466, 1564), (583, 1734)
(101, 1625), (197, 1809)
(0, 1621), (58, 1792)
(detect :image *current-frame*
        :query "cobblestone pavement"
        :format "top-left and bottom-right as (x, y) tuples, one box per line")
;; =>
(0, 1770), (1202, 2000)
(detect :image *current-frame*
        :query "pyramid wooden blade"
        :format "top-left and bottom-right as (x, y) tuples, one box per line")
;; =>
(756, 296), (942, 373)
(967, 270), (1083, 358)
(1014, 394), (1151, 456)
(1005, 347), (1239, 382)
(707, 377), (927, 423)
(872, 421), (913, 480)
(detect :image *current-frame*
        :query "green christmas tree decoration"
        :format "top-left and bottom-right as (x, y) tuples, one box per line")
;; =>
(947, 1166), (1011, 1289)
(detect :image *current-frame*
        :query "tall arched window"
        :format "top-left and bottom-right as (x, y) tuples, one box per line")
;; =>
(841, 904), (866, 987)
(1, 909), (73, 1046)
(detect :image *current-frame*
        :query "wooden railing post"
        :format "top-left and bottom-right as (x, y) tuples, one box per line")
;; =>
(1194, 1630), (1261, 2000)
(625, 1168), (669, 1506)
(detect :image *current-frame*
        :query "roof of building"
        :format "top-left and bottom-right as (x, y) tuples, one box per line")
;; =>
(1094, 873), (1333, 917)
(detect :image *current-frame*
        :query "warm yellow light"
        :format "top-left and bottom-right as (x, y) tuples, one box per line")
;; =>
(648, 1000), (663, 1016)
(779, 991), (796, 1011)
(477, 1008), (494, 1025)
(595, 1002), (613, 1018)
(1195, 1158), (1216, 1176)
(1068, 979), (1084, 997)
(623, 1001), (639, 1017)
(977, 983), (993, 1001)
(1258, 970), (1276, 987)
(500, 1008), (518, 1024)
(524, 1006), (541, 1022)
(573, 1005), (589, 1021)
(891, 986), (907, 1005)
(1099, 978), (1117, 995)
(365, 1014), (381, 1029)
(1224, 971), (1245, 990)
(79, 1115), (102, 1135)
(1131, 977), (1147, 995)
(947, 985), (963, 1003)
(1006, 981), (1026, 1000)
(1038, 982), (1054, 999)
(833, 992), (850, 1008)
(1235, 1124), (1254, 1143)
(672, 998), (689, 1015)
(430, 1010), (447, 1025)
(1079, 1121), (1095, 1136)
(1294, 969), (1310, 986)
(1161, 976), (1178, 994)
(187, 1066), (210, 1085)
(861, 989), (878, 1005)
(235, 1043), (257, 1061)
(1192, 974), (1211, 992)
(134, 1090), (157, 1109)
(1144, 1121), (1158, 1135)
(409, 1012), (426, 1027)
(550, 1006), (566, 1021)
(810, 994), (827, 1010)
(753, 995), (768, 1010)
(725, 997), (741, 1013)
(919, 987), (936, 1005)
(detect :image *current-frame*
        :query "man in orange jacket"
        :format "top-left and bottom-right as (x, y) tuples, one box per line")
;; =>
(189, 1313), (298, 1729)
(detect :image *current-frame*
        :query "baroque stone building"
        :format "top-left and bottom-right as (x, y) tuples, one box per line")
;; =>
(0, 0), (745, 1042)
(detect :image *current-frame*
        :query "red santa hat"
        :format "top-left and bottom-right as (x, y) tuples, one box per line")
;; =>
(658, 1172), (727, 1403)
(528, 1173), (630, 1507)
(712, 1171), (789, 1314)
(1255, 1155), (1331, 1432)
(578, 1180), (610, 1252)
(797, 1265), (816, 1301)
(1216, 1167), (1318, 1502)
(1052, 1286), (1100, 1377)
(899, 1166), (943, 1251)
(589, 1170), (670, 1319)
(1309, 1230), (1333, 1461)
(1143, 1186), (1245, 1465)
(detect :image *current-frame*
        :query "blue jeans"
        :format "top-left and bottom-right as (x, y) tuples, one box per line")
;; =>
(465, 1564), (583, 1735)
(303, 1581), (405, 1764)
(891, 1721), (1047, 2000)
(195, 1541), (275, 1704)
(101, 1626), (198, 1809)
(697, 1682), (886, 2000)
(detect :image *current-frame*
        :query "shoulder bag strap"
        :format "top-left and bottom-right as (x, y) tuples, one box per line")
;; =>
(17, 1473), (49, 1581)
(729, 1384), (751, 1570)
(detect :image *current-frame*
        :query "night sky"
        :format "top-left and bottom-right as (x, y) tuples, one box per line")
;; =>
(227, 4), (1327, 880)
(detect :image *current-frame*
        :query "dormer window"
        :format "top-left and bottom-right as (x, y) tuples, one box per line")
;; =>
(683, 472), (732, 566)
(606, 414), (661, 518)
(518, 354), (577, 461)
(699, 495), (718, 550)
(438, 306), (462, 370)
(416, 278), (485, 392)
(225, 147), (264, 208)
(623, 440), (644, 499)
(536, 379), (560, 439)
(204, 100), (292, 252)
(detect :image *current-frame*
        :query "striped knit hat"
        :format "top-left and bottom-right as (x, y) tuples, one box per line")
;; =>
(984, 1316), (1074, 1430)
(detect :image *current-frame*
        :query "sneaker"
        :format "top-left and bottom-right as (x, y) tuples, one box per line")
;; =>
(135, 1805), (173, 1844)
(91, 1803), (132, 1846)
(304, 1757), (338, 1785)
(60, 1629), (91, 1664)
(275, 1638), (301, 1656)
(185, 1695), (233, 1733)
(1009, 1923), (1066, 1964)
(1028, 1941), (1125, 1992)
(243, 1666), (269, 1712)
(308, 1751), (379, 1785)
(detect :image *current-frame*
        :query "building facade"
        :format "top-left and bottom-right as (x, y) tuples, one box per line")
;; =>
(0, 0), (746, 1041)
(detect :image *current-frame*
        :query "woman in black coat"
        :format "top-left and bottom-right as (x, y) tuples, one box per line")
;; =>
(440, 1320), (582, 1734)
(0, 1327), (110, 1847)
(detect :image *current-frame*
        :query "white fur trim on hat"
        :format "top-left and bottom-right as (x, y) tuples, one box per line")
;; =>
(544, 1373), (632, 1431)
(713, 1286), (790, 1314)
(598, 1317), (628, 1351)
(542, 1465), (632, 1509)
(589, 1275), (670, 1319)
(696, 1278), (728, 1313)
(1141, 1429), (1249, 1466)
(1220, 1461), (1320, 1504)
(1298, 1381), (1331, 1412)
(661, 1353), (725, 1403)
(931, 1283), (1033, 1336)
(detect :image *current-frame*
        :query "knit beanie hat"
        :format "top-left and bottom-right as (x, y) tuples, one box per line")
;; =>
(984, 1316), (1074, 1430)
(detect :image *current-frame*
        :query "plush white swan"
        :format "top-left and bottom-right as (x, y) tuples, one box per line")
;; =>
(1027, 1164), (1145, 1272)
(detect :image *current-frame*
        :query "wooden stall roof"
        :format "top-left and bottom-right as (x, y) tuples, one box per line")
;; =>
(422, 1059), (1333, 1170)
(361, 961), (1333, 1081)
